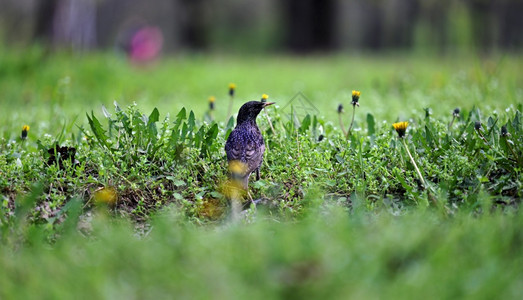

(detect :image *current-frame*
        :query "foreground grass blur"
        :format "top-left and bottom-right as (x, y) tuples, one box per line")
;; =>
(1, 203), (521, 299)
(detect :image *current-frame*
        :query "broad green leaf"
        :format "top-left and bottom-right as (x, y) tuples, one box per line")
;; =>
(188, 111), (196, 131)
(201, 123), (219, 157)
(102, 105), (112, 118)
(148, 108), (159, 125)
(366, 113), (375, 136)
(181, 122), (189, 142)
(147, 108), (160, 142)
(86, 111), (110, 149)
(206, 123), (219, 145)
(300, 114), (311, 133)
(194, 125), (205, 148)
(175, 107), (187, 121)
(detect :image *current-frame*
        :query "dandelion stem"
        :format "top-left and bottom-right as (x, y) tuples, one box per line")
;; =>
(230, 191), (241, 222)
(227, 96), (234, 120)
(504, 137), (521, 166)
(335, 148), (347, 176)
(346, 106), (356, 139)
(402, 139), (438, 206)
(264, 109), (276, 133)
(448, 115), (456, 130)
(476, 130), (489, 144)
(402, 138), (426, 189)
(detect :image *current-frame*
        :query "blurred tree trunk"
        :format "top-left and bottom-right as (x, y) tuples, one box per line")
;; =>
(34, 0), (57, 43)
(496, 1), (523, 50)
(385, 0), (419, 49)
(53, 0), (97, 50)
(425, 0), (449, 54)
(468, 0), (491, 52)
(283, 0), (335, 53)
(178, 0), (209, 50)
(361, 1), (384, 50)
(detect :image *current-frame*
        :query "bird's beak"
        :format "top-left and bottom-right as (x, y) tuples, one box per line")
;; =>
(263, 102), (275, 107)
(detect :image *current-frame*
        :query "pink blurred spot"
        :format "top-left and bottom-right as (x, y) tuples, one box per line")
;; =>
(130, 26), (163, 63)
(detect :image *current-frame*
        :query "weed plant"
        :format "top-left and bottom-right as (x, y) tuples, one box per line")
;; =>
(1, 101), (521, 227)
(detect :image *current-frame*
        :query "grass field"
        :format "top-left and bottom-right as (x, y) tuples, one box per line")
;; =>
(1, 47), (521, 129)
(1, 48), (522, 298)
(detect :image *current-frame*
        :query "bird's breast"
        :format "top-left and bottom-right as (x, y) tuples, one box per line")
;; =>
(225, 123), (265, 163)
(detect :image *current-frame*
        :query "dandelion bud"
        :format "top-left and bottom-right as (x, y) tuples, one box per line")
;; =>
(229, 83), (236, 97)
(209, 96), (215, 110)
(474, 121), (481, 131)
(337, 104), (344, 114)
(424, 108), (431, 118)
(453, 108), (460, 118)
(500, 125), (509, 137)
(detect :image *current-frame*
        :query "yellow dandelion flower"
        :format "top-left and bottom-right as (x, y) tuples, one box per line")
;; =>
(209, 96), (215, 103)
(393, 121), (409, 138)
(21, 125), (30, 140)
(220, 179), (247, 202)
(261, 94), (269, 102)
(93, 186), (118, 205)
(228, 160), (247, 175)
(221, 160), (249, 201)
(198, 198), (225, 220)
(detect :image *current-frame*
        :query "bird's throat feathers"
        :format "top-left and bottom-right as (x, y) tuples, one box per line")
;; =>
(236, 117), (258, 128)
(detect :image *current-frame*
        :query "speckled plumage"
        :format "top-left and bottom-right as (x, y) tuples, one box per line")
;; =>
(225, 101), (274, 189)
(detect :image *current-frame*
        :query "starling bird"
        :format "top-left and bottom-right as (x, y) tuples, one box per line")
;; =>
(225, 100), (275, 190)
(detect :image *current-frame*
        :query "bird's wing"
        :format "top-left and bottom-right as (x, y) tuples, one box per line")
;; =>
(246, 139), (265, 174)
(225, 126), (265, 176)
(225, 130), (243, 162)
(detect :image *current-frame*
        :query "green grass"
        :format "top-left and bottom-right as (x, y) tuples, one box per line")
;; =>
(1, 206), (522, 299)
(0, 48), (522, 298)
(1, 47), (522, 133)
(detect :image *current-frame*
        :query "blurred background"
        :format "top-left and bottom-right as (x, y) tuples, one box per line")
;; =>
(0, 0), (522, 132)
(1, 0), (522, 55)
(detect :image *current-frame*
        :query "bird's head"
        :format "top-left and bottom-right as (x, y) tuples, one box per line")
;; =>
(236, 101), (274, 125)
